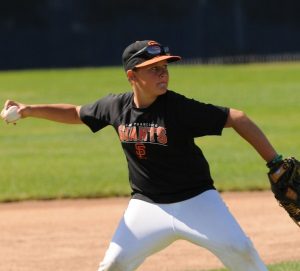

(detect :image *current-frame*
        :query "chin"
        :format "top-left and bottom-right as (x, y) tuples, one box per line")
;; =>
(157, 87), (168, 95)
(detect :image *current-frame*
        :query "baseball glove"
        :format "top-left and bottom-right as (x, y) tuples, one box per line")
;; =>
(267, 156), (300, 227)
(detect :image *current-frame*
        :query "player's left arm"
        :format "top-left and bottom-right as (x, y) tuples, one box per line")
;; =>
(224, 108), (278, 163)
(226, 109), (300, 227)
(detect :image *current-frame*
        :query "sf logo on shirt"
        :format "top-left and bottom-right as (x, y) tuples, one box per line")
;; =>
(118, 123), (168, 159)
(135, 143), (147, 159)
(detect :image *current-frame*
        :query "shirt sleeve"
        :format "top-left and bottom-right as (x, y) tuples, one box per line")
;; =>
(79, 95), (113, 133)
(178, 96), (229, 137)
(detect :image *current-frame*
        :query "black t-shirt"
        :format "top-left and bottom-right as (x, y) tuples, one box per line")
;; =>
(80, 90), (229, 203)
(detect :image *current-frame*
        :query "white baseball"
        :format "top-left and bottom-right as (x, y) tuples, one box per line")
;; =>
(1, 105), (21, 123)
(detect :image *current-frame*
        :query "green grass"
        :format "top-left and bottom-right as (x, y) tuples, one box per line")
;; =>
(199, 260), (300, 271)
(0, 63), (300, 201)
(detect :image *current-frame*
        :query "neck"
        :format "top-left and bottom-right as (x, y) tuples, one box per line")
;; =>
(133, 89), (157, 109)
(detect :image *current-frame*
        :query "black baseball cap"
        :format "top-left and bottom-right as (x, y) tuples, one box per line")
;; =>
(122, 40), (181, 71)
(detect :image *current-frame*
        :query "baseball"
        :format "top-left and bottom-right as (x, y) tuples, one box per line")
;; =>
(1, 105), (21, 123)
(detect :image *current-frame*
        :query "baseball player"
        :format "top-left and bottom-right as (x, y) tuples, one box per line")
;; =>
(1, 40), (278, 271)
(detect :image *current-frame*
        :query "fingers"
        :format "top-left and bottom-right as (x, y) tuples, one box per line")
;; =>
(1, 100), (23, 124)
(0, 108), (6, 119)
(4, 100), (19, 110)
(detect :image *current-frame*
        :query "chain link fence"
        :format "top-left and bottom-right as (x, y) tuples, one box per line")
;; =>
(181, 53), (300, 65)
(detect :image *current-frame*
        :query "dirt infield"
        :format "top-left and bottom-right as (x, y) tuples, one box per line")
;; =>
(1, 191), (300, 271)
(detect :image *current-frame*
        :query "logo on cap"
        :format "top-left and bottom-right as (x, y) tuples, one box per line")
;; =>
(148, 41), (159, 46)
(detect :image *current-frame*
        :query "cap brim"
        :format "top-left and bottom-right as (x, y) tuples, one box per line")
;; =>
(134, 55), (181, 69)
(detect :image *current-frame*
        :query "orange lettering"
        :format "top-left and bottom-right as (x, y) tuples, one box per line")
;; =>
(118, 125), (126, 141)
(157, 127), (167, 145)
(149, 127), (156, 143)
(138, 127), (148, 142)
(129, 127), (138, 141)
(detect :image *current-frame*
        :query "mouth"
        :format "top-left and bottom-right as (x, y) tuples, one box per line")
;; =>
(158, 82), (168, 88)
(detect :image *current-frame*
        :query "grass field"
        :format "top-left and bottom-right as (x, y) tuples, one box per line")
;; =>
(0, 63), (300, 201)
(204, 260), (300, 271)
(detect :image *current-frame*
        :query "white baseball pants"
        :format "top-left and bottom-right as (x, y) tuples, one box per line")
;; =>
(98, 190), (267, 271)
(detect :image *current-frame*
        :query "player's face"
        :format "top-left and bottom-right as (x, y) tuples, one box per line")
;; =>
(133, 60), (169, 97)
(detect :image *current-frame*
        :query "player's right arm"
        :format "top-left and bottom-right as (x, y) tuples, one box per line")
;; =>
(2, 100), (83, 124)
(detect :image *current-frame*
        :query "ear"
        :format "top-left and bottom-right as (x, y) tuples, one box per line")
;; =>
(126, 70), (136, 82)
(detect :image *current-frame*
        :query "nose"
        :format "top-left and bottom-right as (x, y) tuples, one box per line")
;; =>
(159, 67), (168, 78)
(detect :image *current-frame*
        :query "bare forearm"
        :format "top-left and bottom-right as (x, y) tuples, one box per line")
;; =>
(234, 119), (277, 162)
(226, 109), (277, 162)
(2, 99), (83, 124)
(23, 104), (82, 124)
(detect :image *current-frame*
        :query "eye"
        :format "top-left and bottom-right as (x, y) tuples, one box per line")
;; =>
(150, 67), (158, 72)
